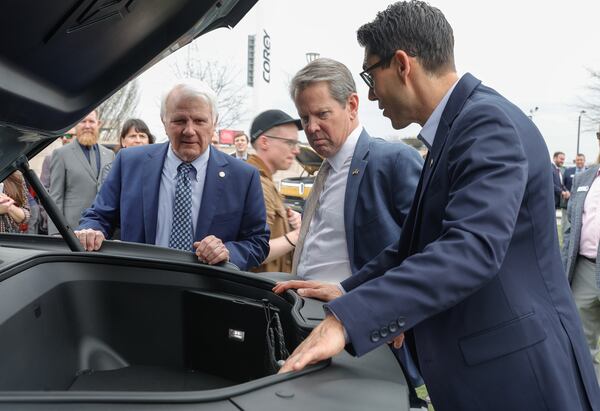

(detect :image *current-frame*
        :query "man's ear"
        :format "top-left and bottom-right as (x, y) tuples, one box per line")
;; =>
(347, 93), (359, 120)
(392, 50), (412, 83)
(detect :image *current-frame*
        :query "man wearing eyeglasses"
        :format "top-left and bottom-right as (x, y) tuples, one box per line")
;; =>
(246, 109), (303, 273)
(277, 2), (600, 410)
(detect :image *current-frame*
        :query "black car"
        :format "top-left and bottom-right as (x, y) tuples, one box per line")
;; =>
(0, 1), (410, 410)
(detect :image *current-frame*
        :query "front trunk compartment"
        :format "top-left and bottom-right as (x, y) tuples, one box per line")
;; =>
(0, 255), (309, 394)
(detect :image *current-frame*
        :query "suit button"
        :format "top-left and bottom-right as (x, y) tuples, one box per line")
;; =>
(397, 317), (406, 328)
(370, 331), (381, 343)
(379, 327), (389, 338)
(389, 322), (398, 333)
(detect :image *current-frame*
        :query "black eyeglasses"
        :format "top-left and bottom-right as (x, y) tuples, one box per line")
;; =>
(263, 135), (300, 148)
(359, 56), (391, 89)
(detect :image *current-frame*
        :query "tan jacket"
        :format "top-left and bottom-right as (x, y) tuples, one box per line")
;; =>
(247, 154), (293, 273)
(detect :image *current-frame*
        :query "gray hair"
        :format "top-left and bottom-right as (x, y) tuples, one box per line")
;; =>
(289, 58), (357, 106)
(160, 79), (218, 123)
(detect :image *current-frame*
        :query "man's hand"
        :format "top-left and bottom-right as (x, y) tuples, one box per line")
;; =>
(287, 209), (301, 230)
(279, 314), (346, 374)
(74, 228), (106, 251)
(272, 280), (343, 302)
(562, 190), (571, 200)
(194, 235), (230, 265)
(389, 333), (405, 349)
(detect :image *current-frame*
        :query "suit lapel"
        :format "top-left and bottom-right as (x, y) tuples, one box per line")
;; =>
(413, 74), (481, 218)
(195, 147), (228, 241)
(142, 143), (169, 243)
(344, 130), (369, 271)
(407, 73), (481, 253)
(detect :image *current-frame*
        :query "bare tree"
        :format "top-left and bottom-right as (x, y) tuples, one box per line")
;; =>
(580, 69), (600, 127)
(97, 79), (140, 143)
(171, 43), (248, 129)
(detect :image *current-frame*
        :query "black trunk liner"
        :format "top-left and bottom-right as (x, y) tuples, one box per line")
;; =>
(68, 366), (234, 391)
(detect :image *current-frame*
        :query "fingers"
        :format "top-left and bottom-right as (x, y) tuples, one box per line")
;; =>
(297, 284), (342, 302)
(388, 333), (405, 349)
(272, 280), (318, 294)
(195, 235), (229, 265)
(74, 229), (105, 251)
(278, 315), (345, 374)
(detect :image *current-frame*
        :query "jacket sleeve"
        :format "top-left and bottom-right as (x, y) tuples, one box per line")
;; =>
(78, 151), (122, 237)
(561, 172), (580, 268)
(330, 104), (528, 356)
(48, 150), (66, 235)
(224, 168), (270, 270)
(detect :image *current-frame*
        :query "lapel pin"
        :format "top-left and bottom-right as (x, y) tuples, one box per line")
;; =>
(219, 171), (225, 178)
(430, 159), (434, 167)
(352, 169), (360, 175)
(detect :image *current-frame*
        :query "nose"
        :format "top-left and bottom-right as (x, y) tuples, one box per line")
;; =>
(305, 117), (320, 134)
(183, 120), (195, 135)
(368, 87), (378, 101)
(292, 145), (301, 155)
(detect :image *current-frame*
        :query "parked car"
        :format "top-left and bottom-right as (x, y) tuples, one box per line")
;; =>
(0, 1), (410, 410)
(279, 145), (323, 212)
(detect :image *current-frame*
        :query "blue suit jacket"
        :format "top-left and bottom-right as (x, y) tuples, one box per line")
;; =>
(564, 166), (586, 193)
(344, 129), (423, 275)
(79, 143), (269, 271)
(329, 74), (600, 410)
(552, 166), (565, 208)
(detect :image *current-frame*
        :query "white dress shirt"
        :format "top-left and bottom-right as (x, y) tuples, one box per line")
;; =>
(297, 124), (363, 283)
(155, 144), (210, 247)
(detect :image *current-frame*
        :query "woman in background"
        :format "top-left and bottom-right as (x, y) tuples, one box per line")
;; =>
(0, 171), (30, 233)
(100, 118), (155, 183)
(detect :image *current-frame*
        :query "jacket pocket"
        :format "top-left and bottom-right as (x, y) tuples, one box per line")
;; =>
(459, 311), (547, 366)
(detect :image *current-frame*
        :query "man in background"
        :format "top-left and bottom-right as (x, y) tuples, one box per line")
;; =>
(49, 112), (114, 235)
(231, 132), (249, 161)
(247, 109), (303, 273)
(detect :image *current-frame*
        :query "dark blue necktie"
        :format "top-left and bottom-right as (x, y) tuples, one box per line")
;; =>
(169, 162), (194, 251)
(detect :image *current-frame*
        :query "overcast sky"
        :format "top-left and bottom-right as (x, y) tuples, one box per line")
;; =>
(137, 0), (600, 164)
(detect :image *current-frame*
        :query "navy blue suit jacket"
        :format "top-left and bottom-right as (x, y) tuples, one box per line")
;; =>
(564, 166), (586, 193)
(344, 129), (423, 274)
(329, 74), (600, 410)
(79, 143), (269, 271)
(552, 165), (565, 208)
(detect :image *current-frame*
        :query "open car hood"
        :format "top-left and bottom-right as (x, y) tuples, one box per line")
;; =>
(0, 0), (257, 181)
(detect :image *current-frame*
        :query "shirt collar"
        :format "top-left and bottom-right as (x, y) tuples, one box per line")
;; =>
(327, 123), (363, 172)
(165, 143), (210, 181)
(419, 77), (460, 150)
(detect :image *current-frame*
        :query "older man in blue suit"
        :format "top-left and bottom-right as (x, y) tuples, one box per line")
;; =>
(275, 57), (425, 408)
(76, 80), (269, 271)
(277, 2), (600, 410)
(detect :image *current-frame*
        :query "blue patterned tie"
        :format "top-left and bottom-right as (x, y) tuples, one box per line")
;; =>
(169, 162), (195, 251)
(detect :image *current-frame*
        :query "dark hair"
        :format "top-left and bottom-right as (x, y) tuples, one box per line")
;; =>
(357, 0), (455, 74)
(576, 153), (586, 158)
(233, 132), (248, 143)
(119, 118), (155, 147)
(552, 151), (565, 158)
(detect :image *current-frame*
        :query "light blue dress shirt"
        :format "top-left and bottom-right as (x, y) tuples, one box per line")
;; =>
(155, 144), (210, 247)
(418, 77), (460, 149)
